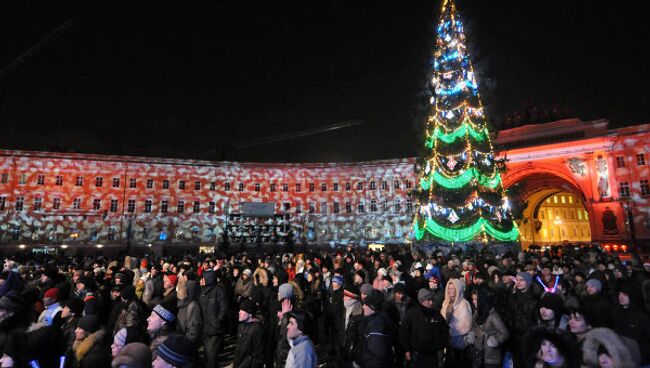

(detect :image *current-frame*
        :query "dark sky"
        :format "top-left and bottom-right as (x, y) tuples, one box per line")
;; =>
(1, 0), (648, 162)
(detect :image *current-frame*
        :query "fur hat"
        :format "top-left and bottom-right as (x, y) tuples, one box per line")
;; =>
(111, 342), (152, 368)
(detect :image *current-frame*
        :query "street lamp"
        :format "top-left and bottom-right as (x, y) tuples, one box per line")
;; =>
(554, 216), (563, 244)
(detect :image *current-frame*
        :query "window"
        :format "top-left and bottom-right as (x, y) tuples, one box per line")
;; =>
(193, 201), (200, 213)
(393, 180), (400, 190)
(0, 196), (7, 210)
(394, 200), (401, 212)
(370, 200), (377, 212)
(637, 153), (646, 166)
(553, 196), (558, 204)
(110, 177), (120, 188)
(144, 199), (152, 213)
(55, 175), (63, 186)
(110, 199), (118, 212)
(294, 183), (300, 192)
(127, 199), (135, 213)
(53, 197), (61, 210)
(345, 202), (352, 214)
(238, 182), (244, 191)
(224, 182), (231, 191)
(93, 198), (101, 210)
(381, 181), (388, 190)
(321, 183), (327, 191)
(147, 179), (154, 189)
(19, 174), (26, 185)
(282, 183), (289, 192)
(194, 181), (201, 190)
(108, 227), (117, 241)
(254, 183), (261, 192)
(345, 182), (351, 191)
(357, 182), (363, 191)
(309, 202), (315, 214)
(620, 181), (630, 198)
(406, 200), (413, 212)
(569, 196), (574, 204)
(370, 181), (376, 190)
(333, 183), (339, 191)
(382, 201), (389, 212)
(161, 200), (168, 214)
(34, 197), (43, 211)
(309, 183), (315, 192)
(208, 202), (215, 213)
(270, 183), (276, 192)
(321, 201), (327, 214)
(577, 210), (583, 220)
(616, 156), (625, 168)
(641, 179), (650, 195)
(37, 175), (45, 185)
(1, 173), (8, 184)
(209, 182), (216, 190)
(163, 180), (170, 189)
(179, 180), (186, 190)
(405, 180), (412, 189)
(15, 197), (24, 211)
(94, 177), (103, 187)
(76, 176), (84, 186)
(561, 196), (566, 204)
(73, 198), (81, 209)
(333, 202), (340, 214)
(177, 200), (185, 213)
(357, 201), (365, 213)
(284, 202), (291, 212)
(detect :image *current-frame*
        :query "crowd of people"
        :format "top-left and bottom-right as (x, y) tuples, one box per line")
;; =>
(0, 243), (649, 368)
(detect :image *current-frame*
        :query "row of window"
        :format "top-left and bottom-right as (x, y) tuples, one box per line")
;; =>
(0, 173), (414, 192)
(615, 153), (647, 168)
(0, 196), (414, 214)
(539, 208), (589, 221)
(619, 180), (650, 197)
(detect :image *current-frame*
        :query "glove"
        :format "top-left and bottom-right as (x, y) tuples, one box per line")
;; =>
(486, 335), (499, 348)
(465, 331), (476, 345)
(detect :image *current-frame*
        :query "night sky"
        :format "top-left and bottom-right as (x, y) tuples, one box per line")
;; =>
(1, 0), (648, 163)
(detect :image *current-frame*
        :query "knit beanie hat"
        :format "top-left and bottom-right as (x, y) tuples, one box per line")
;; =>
(360, 284), (374, 297)
(288, 312), (312, 336)
(362, 289), (385, 311)
(586, 278), (603, 293)
(417, 288), (434, 303)
(332, 275), (344, 285)
(114, 326), (145, 347)
(157, 334), (194, 366)
(242, 269), (252, 278)
(120, 285), (136, 300)
(516, 272), (533, 286)
(63, 298), (85, 316)
(343, 284), (360, 299)
(44, 287), (60, 301)
(78, 314), (101, 333)
(278, 283), (294, 301)
(153, 300), (178, 323)
(240, 298), (257, 315)
(111, 342), (152, 368)
(165, 274), (178, 287)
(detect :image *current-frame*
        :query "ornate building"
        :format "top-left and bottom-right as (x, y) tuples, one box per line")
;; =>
(1, 118), (649, 253)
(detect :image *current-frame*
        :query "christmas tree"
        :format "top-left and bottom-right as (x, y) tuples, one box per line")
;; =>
(413, 0), (519, 243)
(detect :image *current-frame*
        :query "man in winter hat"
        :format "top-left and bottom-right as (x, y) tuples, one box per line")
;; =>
(234, 298), (265, 367)
(285, 312), (318, 368)
(72, 315), (111, 367)
(153, 334), (195, 368)
(147, 299), (178, 354)
(38, 287), (62, 326)
(111, 342), (152, 368)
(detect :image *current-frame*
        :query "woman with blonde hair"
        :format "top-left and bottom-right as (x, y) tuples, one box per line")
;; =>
(441, 278), (473, 367)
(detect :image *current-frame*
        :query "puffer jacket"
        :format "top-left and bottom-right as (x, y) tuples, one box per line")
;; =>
(361, 311), (395, 368)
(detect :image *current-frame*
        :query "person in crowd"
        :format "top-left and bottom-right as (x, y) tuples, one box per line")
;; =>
(338, 284), (363, 368)
(72, 314), (112, 368)
(581, 278), (613, 328)
(285, 312), (318, 368)
(469, 288), (509, 368)
(114, 285), (146, 334)
(399, 288), (448, 368)
(152, 334), (195, 368)
(234, 298), (265, 368)
(162, 274), (178, 306)
(176, 279), (202, 343)
(535, 292), (569, 334)
(147, 300), (178, 355)
(143, 264), (165, 308)
(442, 278), (473, 367)
(234, 269), (253, 304)
(526, 329), (574, 368)
(199, 269), (228, 368)
(61, 298), (87, 362)
(581, 328), (638, 368)
(38, 287), (62, 326)
(612, 279), (650, 366)
(360, 289), (394, 368)
(506, 271), (538, 368)
(111, 342), (152, 368)
(111, 326), (145, 357)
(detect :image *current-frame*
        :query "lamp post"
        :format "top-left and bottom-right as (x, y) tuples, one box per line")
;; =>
(554, 216), (563, 244)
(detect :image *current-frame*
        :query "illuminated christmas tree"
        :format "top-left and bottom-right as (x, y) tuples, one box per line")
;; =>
(413, 0), (519, 243)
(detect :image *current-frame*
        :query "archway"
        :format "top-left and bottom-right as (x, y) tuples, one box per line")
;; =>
(507, 172), (593, 249)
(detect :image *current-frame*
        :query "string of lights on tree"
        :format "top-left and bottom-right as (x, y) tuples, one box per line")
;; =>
(413, 0), (519, 243)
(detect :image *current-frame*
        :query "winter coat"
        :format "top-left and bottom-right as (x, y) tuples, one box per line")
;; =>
(613, 304), (650, 365)
(234, 319), (265, 368)
(275, 312), (292, 367)
(581, 293), (613, 328)
(361, 311), (395, 368)
(62, 316), (80, 362)
(113, 298), (146, 334)
(581, 327), (638, 368)
(285, 335), (318, 368)
(506, 285), (537, 338)
(342, 301), (364, 364)
(470, 308), (509, 366)
(199, 281), (228, 337)
(234, 277), (253, 303)
(441, 279), (473, 338)
(176, 280), (203, 342)
(71, 329), (112, 368)
(399, 304), (448, 354)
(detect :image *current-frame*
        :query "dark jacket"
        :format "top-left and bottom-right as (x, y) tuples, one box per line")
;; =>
(114, 298), (146, 334)
(361, 311), (395, 368)
(581, 292), (613, 328)
(613, 304), (650, 364)
(399, 304), (448, 354)
(177, 280), (203, 342)
(506, 287), (537, 337)
(72, 329), (112, 368)
(199, 275), (228, 336)
(275, 312), (292, 367)
(234, 319), (265, 368)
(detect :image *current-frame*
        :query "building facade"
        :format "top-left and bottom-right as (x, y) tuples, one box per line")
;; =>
(1, 118), (650, 252)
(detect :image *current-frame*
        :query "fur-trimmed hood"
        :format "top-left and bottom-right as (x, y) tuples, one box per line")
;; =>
(253, 268), (269, 287)
(581, 327), (637, 368)
(73, 329), (107, 362)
